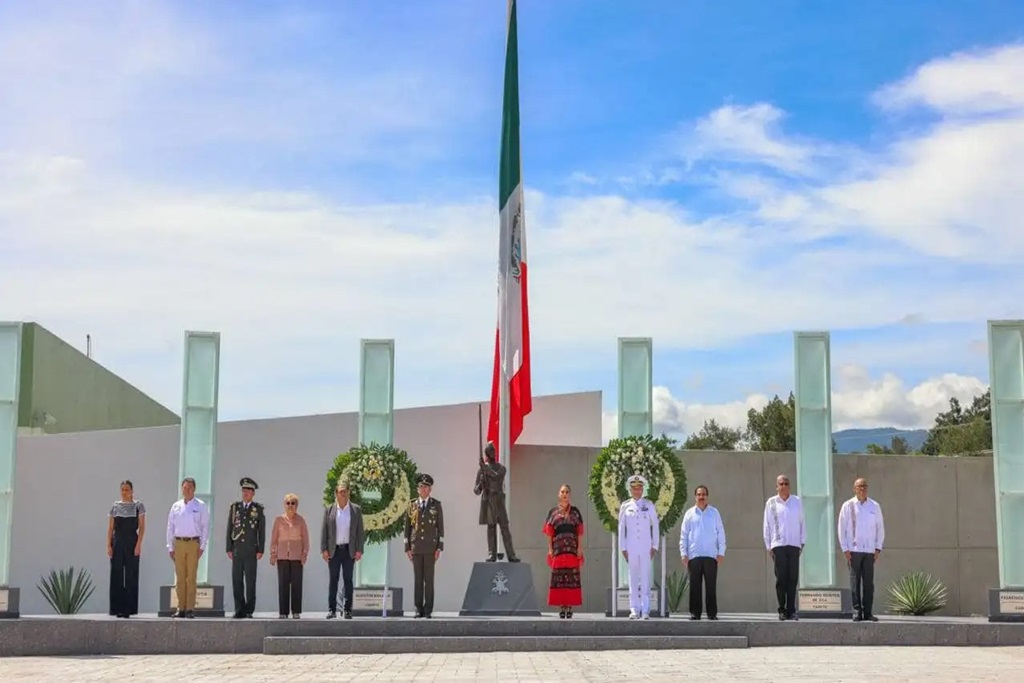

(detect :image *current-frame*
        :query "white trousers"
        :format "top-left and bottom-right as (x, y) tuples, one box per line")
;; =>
(627, 548), (652, 614)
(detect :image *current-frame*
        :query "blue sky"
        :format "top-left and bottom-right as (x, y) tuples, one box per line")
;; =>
(2, 1), (1022, 440)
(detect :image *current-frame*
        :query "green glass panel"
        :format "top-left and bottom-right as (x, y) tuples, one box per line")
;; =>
(993, 328), (1024, 401)
(358, 340), (394, 588)
(617, 338), (653, 588)
(794, 332), (835, 588)
(180, 332), (220, 584)
(0, 323), (21, 586)
(990, 323), (1024, 588)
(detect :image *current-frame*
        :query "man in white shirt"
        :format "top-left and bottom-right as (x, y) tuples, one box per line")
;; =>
(679, 484), (726, 620)
(320, 481), (365, 619)
(618, 474), (659, 620)
(165, 477), (210, 618)
(837, 477), (885, 622)
(763, 474), (805, 620)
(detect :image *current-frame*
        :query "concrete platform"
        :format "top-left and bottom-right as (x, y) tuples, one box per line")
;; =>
(2, 612), (1023, 656)
(263, 634), (749, 654)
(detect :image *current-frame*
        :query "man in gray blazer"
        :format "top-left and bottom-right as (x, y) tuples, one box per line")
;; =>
(321, 481), (365, 619)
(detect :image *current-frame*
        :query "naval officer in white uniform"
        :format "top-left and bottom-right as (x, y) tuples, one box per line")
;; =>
(618, 474), (660, 619)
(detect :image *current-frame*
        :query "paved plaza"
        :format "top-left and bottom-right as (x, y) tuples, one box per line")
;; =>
(1, 647), (1023, 681)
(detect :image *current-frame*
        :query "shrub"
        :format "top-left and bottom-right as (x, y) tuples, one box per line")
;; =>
(665, 571), (690, 614)
(886, 571), (948, 615)
(38, 566), (96, 614)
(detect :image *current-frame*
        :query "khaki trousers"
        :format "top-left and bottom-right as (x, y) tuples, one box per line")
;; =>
(173, 538), (200, 611)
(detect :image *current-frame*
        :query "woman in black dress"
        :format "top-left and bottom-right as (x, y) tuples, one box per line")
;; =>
(107, 480), (146, 618)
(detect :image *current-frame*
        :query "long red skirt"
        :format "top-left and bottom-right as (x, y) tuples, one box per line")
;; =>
(547, 553), (583, 606)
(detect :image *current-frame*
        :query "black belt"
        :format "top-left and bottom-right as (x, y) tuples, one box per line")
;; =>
(175, 536), (200, 542)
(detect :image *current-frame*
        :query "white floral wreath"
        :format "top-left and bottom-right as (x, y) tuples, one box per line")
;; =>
(341, 452), (413, 532)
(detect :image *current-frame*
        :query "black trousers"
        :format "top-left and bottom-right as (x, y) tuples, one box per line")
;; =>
(772, 545), (801, 617)
(486, 523), (516, 559)
(688, 557), (719, 618)
(849, 552), (876, 617)
(412, 552), (436, 615)
(276, 560), (304, 615)
(232, 551), (258, 615)
(109, 541), (139, 616)
(328, 544), (355, 613)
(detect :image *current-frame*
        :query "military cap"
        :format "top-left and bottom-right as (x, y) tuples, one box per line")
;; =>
(416, 473), (434, 487)
(626, 473), (647, 488)
(483, 442), (496, 458)
(240, 477), (258, 490)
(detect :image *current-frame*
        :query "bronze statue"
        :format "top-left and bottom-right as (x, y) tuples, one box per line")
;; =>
(474, 442), (519, 562)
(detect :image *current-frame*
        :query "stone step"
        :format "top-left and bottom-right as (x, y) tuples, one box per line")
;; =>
(263, 634), (749, 655)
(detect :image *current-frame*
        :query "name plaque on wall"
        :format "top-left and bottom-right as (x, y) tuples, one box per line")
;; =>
(999, 591), (1024, 614)
(352, 589), (393, 611)
(615, 588), (660, 613)
(169, 587), (215, 610)
(799, 589), (842, 612)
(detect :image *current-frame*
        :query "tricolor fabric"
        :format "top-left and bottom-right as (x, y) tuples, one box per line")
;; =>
(487, 0), (532, 460)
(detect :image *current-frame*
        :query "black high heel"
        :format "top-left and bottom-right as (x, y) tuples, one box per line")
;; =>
(566, 607), (574, 619)
(559, 607), (566, 619)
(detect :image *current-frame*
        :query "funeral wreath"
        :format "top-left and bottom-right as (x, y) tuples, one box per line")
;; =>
(323, 442), (419, 545)
(588, 434), (688, 534)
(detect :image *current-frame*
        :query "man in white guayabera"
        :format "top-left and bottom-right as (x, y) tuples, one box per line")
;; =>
(763, 474), (805, 621)
(837, 477), (885, 622)
(618, 474), (660, 620)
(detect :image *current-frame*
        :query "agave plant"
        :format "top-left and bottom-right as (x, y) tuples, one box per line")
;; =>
(665, 571), (690, 614)
(38, 566), (96, 614)
(886, 571), (948, 616)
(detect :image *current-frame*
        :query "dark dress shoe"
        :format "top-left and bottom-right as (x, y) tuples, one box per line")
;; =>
(425, 613), (432, 619)
(689, 615), (701, 621)
(853, 614), (863, 622)
(232, 612), (246, 619)
(708, 616), (718, 620)
(413, 612), (423, 619)
(866, 615), (878, 622)
(486, 555), (497, 562)
(778, 612), (787, 621)
(326, 611), (337, 619)
(508, 557), (521, 563)
(344, 611), (352, 620)
(185, 610), (196, 619)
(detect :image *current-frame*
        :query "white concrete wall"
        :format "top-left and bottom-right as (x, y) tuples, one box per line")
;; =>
(11, 391), (602, 615)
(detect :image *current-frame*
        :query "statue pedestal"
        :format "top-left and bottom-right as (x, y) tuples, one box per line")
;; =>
(459, 562), (541, 616)
(797, 587), (853, 619)
(158, 584), (226, 617)
(989, 588), (1024, 622)
(0, 587), (20, 618)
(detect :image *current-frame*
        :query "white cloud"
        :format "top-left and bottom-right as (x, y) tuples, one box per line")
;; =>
(874, 44), (1024, 116)
(600, 367), (988, 444)
(686, 103), (820, 175)
(1, 7), (1021, 428)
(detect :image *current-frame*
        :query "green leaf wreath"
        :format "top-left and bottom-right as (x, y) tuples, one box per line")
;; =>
(588, 434), (688, 534)
(323, 442), (420, 545)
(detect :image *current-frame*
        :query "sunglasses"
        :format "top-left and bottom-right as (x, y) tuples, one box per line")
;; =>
(779, 481), (790, 486)
(285, 501), (297, 506)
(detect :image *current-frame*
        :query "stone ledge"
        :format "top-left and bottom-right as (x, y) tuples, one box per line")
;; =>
(263, 635), (749, 654)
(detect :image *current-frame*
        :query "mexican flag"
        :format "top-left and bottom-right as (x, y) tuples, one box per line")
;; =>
(487, 0), (532, 460)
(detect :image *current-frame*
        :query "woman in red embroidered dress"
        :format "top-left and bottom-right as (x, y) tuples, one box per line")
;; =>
(543, 484), (584, 618)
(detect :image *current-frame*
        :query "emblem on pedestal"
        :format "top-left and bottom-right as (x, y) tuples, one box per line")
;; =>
(491, 570), (510, 595)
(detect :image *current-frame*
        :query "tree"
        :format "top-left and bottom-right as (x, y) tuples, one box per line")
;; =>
(920, 389), (991, 456)
(683, 418), (742, 450)
(865, 436), (911, 455)
(745, 393), (796, 452)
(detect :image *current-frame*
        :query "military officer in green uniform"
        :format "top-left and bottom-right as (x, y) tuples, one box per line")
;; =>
(404, 473), (444, 618)
(226, 477), (266, 618)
